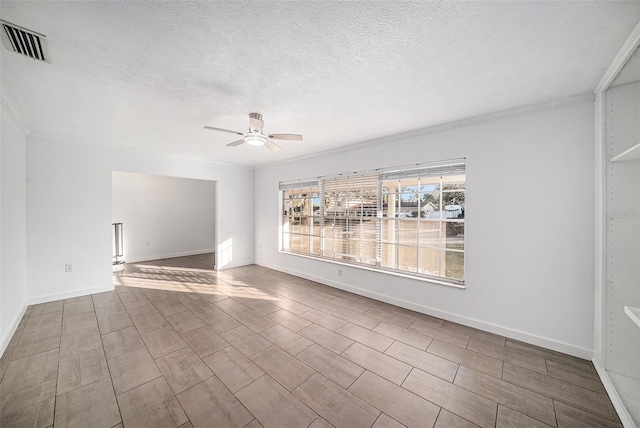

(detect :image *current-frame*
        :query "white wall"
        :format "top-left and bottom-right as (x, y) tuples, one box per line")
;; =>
(26, 138), (254, 304)
(1, 103), (28, 354)
(255, 100), (596, 358)
(112, 172), (216, 263)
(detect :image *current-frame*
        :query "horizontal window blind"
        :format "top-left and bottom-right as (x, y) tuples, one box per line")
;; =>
(279, 179), (319, 191)
(281, 158), (465, 285)
(379, 159), (465, 181)
(321, 173), (378, 264)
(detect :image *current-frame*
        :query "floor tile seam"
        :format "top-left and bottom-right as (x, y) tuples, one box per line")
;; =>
(375, 411), (413, 428)
(55, 356), (111, 399)
(444, 328), (506, 347)
(114, 372), (165, 398)
(10, 334), (63, 363)
(146, 339), (190, 360)
(250, 345), (318, 392)
(118, 375), (190, 427)
(504, 362), (612, 399)
(295, 352), (362, 391)
(339, 340), (415, 381)
(543, 358), (604, 386)
(451, 367), (559, 427)
(50, 345), (62, 428)
(372, 324), (434, 350)
(406, 325), (471, 348)
(425, 339), (503, 372)
(162, 374), (196, 428)
(228, 371), (271, 400)
(551, 398), (622, 427)
(336, 322), (393, 347)
(440, 322), (506, 343)
(215, 301), (268, 324)
(550, 398), (560, 428)
(542, 369), (605, 393)
(505, 341), (591, 367)
(371, 321), (435, 344)
(348, 369), (445, 422)
(22, 307), (64, 334)
(384, 341), (464, 379)
(292, 370), (382, 422)
(498, 374), (617, 422)
(552, 395), (620, 423)
(402, 365), (503, 418)
(465, 345), (548, 374)
(301, 335), (354, 358)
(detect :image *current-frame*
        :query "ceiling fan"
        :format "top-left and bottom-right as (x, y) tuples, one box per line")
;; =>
(204, 113), (302, 152)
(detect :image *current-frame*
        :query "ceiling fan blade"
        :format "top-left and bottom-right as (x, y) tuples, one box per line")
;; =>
(264, 139), (282, 152)
(204, 126), (244, 136)
(226, 139), (246, 147)
(249, 116), (264, 133)
(268, 134), (303, 141)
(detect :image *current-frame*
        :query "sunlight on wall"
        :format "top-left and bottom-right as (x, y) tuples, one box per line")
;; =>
(218, 238), (233, 268)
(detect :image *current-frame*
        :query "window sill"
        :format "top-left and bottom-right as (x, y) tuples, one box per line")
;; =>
(279, 250), (466, 289)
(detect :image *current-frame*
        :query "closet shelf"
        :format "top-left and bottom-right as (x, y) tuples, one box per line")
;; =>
(610, 142), (640, 162)
(625, 306), (640, 329)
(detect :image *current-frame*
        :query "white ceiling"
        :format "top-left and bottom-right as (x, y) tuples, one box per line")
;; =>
(1, 2), (639, 167)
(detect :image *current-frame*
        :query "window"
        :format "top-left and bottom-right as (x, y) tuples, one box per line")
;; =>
(280, 159), (465, 286)
(322, 173), (378, 266)
(281, 181), (320, 255)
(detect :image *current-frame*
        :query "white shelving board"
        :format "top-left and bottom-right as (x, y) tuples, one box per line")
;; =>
(625, 306), (640, 329)
(610, 142), (640, 162)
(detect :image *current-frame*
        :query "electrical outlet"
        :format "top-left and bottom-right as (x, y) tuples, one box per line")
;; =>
(65, 263), (72, 272)
(338, 269), (342, 277)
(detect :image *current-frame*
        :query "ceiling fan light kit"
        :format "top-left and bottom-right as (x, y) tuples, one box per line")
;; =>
(204, 112), (302, 152)
(245, 132), (267, 146)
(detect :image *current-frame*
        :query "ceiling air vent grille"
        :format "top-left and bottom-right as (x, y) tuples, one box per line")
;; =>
(0, 20), (49, 63)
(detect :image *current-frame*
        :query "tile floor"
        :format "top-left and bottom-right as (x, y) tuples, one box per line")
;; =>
(0, 254), (622, 428)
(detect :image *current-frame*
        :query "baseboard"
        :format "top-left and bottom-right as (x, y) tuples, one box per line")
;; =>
(26, 284), (115, 306)
(592, 359), (637, 428)
(0, 301), (28, 359)
(125, 249), (215, 264)
(216, 259), (254, 270)
(257, 260), (594, 360)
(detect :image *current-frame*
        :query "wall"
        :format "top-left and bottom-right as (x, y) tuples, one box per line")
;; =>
(1, 103), (28, 354)
(26, 138), (254, 304)
(255, 100), (596, 358)
(112, 172), (216, 263)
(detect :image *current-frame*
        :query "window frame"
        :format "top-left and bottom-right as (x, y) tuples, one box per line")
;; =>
(279, 159), (466, 288)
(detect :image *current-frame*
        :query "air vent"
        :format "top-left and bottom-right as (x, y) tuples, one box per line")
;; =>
(0, 20), (49, 63)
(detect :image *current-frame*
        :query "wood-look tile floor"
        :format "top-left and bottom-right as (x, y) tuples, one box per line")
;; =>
(0, 254), (622, 428)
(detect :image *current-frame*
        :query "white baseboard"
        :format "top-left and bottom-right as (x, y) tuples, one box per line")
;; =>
(257, 260), (594, 360)
(26, 284), (115, 306)
(216, 259), (254, 270)
(0, 302), (28, 359)
(125, 249), (215, 264)
(592, 359), (637, 428)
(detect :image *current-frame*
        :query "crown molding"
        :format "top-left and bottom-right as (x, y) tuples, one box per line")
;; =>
(594, 19), (640, 94)
(0, 83), (29, 136)
(256, 92), (595, 171)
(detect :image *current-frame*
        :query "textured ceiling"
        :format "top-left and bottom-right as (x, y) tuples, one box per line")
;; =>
(1, 2), (639, 167)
